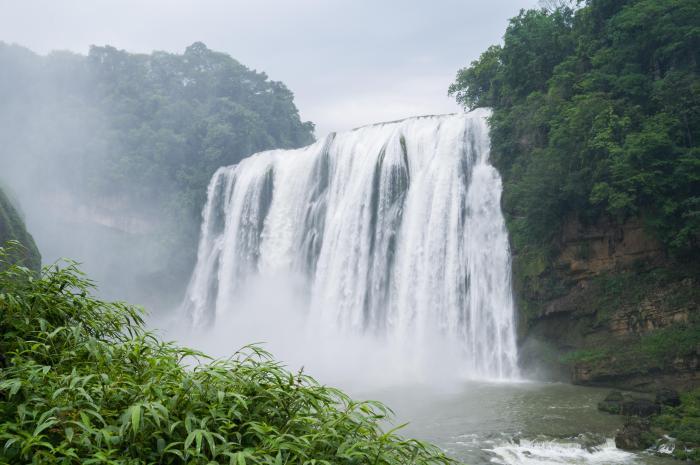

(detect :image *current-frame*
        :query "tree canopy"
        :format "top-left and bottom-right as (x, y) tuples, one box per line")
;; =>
(450, 0), (699, 259)
(0, 42), (315, 290)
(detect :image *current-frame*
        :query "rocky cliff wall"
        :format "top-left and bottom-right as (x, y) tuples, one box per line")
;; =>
(516, 215), (699, 392)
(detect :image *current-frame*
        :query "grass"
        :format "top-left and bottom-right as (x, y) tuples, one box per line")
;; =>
(560, 321), (700, 374)
(0, 243), (454, 465)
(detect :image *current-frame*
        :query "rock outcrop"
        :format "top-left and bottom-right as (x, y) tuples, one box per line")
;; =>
(0, 187), (40, 270)
(517, 215), (699, 391)
(615, 417), (654, 451)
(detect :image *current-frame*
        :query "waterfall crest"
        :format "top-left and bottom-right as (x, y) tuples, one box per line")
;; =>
(183, 109), (519, 379)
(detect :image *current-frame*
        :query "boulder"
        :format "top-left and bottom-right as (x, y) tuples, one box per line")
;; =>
(615, 417), (654, 450)
(621, 398), (661, 417)
(655, 388), (681, 407)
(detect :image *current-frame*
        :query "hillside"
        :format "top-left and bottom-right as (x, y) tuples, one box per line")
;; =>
(450, 0), (699, 389)
(0, 42), (314, 303)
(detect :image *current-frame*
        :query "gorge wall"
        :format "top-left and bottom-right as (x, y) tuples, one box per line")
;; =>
(516, 215), (699, 391)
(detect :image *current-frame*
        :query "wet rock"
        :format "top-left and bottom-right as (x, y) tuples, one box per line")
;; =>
(577, 432), (607, 453)
(598, 390), (662, 417)
(655, 388), (681, 407)
(615, 417), (654, 450)
(598, 390), (624, 414)
(621, 398), (661, 417)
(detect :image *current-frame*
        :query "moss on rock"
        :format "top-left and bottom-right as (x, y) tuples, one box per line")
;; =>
(0, 187), (40, 270)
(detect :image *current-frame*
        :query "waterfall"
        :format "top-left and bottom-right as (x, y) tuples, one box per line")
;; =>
(182, 109), (519, 380)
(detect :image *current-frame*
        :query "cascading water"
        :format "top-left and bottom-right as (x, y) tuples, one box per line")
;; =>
(182, 109), (519, 380)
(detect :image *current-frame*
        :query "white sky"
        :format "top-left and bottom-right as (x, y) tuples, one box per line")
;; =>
(0, 0), (536, 137)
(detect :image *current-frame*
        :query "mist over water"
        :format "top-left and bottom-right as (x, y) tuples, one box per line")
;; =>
(175, 109), (519, 388)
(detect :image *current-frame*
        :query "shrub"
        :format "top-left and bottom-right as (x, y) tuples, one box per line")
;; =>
(0, 246), (452, 465)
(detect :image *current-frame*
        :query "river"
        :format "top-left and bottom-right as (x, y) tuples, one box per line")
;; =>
(368, 381), (676, 465)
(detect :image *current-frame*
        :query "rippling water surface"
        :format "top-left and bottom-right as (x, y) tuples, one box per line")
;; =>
(367, 382), (676, 465)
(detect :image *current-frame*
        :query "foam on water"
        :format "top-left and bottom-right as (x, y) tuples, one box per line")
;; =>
(489, 438), (639, 465)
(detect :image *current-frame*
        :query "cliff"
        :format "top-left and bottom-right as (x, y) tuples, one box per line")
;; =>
(517, 215), (699, 391)
(446, 0), (699, 391)
(0, 187), (41, 270)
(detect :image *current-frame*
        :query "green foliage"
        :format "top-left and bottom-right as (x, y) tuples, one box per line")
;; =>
(637, 323), (700, 363)
(652, 388), (700, 459)
(0, 247), (452, 465)
(560, 321), (700, 373)
(0, 189), (40, 271)
(0, 42), (315, 284)
(450, 0), (700, 259)
(587, 267), (699, 325)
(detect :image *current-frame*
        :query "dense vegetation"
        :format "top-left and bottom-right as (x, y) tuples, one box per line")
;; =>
(0, 42), (314, 289)
(450, 0), (700, 390)
(0, 190), (40, 271)
(449, 0), (699, 265)
(652, 388), (700, 461)
(0, 244), (451, 465)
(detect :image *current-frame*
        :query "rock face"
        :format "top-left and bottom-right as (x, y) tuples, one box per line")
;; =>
(569, 353), (700, 391)
(600, 389), (688, 453)
(621, 399), (661, 417)
(516, 215), (699, 391)
(556, 216), (664, 280)
(0, 187), (41, 270)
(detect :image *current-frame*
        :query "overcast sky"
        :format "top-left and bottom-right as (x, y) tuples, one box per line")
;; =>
(0, 0), (536, 137)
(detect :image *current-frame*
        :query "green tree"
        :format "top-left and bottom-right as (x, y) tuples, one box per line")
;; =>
(0, 42), (315, 298)
(450, 0), (700, 259)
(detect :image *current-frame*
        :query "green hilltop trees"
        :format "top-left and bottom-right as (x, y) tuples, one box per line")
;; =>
(0, 42), (315, 288)
(449, 0), (699, 260)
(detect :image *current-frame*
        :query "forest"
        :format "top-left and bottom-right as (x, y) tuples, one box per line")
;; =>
(450, 0), (699, 261)
(449, 0), (699, 458)
(0, 41), (314, 294)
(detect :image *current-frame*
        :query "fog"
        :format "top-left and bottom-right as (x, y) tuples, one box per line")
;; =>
(157, 272), (467, 393)
(0, 41), (312, 311)
(0, 0), (537, 137)
(0, 47), (182, 309)
(0, 0), (535, 369)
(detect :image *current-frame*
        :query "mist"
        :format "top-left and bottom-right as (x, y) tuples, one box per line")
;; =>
(0, 0), (538, 314)
(157, 271), (468, 393)
(0, 42), (313, 311)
